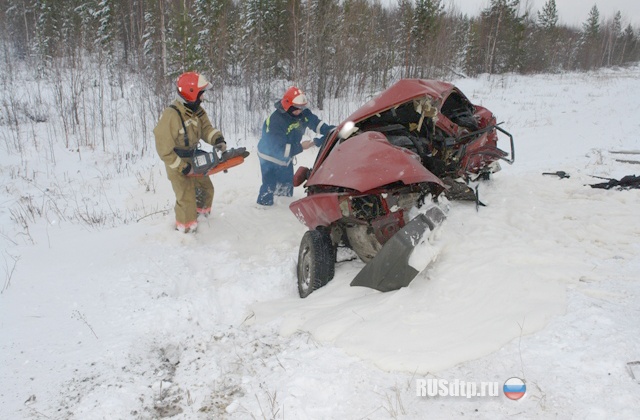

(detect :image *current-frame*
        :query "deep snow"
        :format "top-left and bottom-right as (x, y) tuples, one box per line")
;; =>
(1, 67), (640, 419)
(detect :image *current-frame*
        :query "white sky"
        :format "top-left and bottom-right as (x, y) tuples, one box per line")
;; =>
(381, 0), (640, 27)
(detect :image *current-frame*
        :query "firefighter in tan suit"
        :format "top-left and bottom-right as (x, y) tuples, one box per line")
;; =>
(154, 72), (227, 233)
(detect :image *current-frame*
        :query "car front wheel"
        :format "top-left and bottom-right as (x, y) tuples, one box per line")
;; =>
(297, 229), (335, 298)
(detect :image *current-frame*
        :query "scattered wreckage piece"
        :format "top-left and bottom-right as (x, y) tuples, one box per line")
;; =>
(627, 361), (640, 382)
(614, 159), (640, 165)
(589, 174), (640, 190)
(608, 150), (640, 155)
(607, 150), (640, 165)
(543, 171), (570, 179)
(350, 207), (446, 292)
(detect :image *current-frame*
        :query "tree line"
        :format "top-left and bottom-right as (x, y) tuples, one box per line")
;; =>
(1, 0), (639, 111)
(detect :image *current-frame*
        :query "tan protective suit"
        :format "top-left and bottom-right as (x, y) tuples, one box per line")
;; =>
(154, 100), (224, 229)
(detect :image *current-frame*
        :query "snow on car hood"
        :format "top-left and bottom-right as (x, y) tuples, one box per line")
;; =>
(306, 131), (444, 192)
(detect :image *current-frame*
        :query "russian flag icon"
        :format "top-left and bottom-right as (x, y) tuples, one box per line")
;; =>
(503, 377), (526, 400)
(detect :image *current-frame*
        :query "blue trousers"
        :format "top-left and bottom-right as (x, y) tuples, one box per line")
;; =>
(257, 158), (294, 206)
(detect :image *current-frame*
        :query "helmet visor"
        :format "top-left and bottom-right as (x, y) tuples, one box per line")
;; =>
(291, 92), (308, 110)
(197, 82), (212, 102)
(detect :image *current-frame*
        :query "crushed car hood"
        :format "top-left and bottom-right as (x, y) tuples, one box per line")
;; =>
(306, 131), (444, 192)
(343, 79), (454, 124)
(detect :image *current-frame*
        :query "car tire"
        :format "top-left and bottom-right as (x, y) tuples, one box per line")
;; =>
(297, 229), (335, 298)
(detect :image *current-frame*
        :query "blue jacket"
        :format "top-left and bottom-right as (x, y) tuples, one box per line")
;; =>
(257, 101), (333, 166)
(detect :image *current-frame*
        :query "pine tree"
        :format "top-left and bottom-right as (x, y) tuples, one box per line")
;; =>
(618, 24), (637, 65)
(537, 0), (557, 30)
(2, 0), (36, 60)
(141, 0), (168, 84)
(605, 11), (622, 66)
(166, 0), (199, 76)
(367, 2), (394, 90)
(412, 0), (444, 78)
(307, 0), (339, 109)
(33, 0), (60, 67)
(239, 0), (292, 109)
(578, 5), (602, 69)
(464, 18), (482, 76)
(449, 14), (471, 74)
(534, 0), (560, 71)
(193, 0), (233, 83)
(474, 0), (526, 74)
(396, 0), (415, 78)
(95, 0), (115, 54)
(582, 5), (600, 39)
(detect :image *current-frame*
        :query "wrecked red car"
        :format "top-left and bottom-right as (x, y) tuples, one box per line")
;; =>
(290, 79), (514, 298)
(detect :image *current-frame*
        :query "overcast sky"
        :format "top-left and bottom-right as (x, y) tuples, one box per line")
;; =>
(381, 0), (640, 27)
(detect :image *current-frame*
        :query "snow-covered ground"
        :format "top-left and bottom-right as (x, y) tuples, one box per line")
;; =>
(1, 67), (639, 419)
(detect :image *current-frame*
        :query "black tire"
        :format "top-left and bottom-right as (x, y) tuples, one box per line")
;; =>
(297, 229), (335, 298)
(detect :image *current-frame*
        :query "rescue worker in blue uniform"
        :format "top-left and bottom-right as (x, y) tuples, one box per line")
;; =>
(256, 86), (335, 206)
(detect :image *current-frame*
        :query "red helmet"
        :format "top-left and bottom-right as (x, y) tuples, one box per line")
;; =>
(176, 72), (211, 103)
(281, 86), (308, 111)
